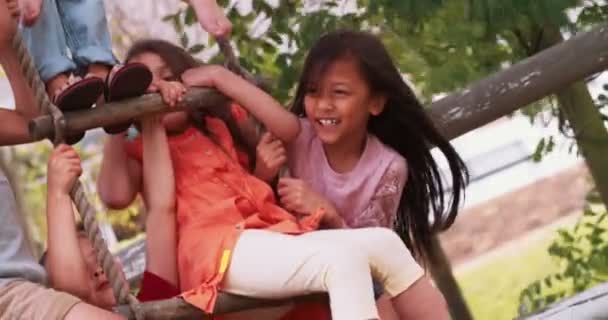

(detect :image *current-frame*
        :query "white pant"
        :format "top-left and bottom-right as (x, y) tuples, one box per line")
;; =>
(222, 228), (424, 320)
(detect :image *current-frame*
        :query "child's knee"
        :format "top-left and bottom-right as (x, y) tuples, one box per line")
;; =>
(316, 244), (371, 288)
(365, 227), (406, 252)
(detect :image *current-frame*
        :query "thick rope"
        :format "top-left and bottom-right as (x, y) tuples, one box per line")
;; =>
(216, 38), (255, 84)
(10, 25), (143, 319)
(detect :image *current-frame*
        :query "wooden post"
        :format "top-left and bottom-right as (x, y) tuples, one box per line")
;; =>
(429, 23), (608, 140)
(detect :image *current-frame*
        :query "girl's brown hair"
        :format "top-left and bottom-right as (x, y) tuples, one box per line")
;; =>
(125, 39), (255, 168)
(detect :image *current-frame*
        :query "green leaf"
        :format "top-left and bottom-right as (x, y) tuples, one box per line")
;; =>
(185, 6), (197, 25)
(533, 138), (545, 162)
(180, 33), (189, 48)
(188, 44), (206, 54)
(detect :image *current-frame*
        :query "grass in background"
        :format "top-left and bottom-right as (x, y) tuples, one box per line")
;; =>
(455, 221), (571, 320)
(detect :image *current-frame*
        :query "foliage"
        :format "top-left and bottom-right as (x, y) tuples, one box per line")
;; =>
(457, 229), (562, 320)
(518, 189), (608, 315)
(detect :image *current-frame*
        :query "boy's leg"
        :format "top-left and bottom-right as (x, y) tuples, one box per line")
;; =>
(56, 0), (117, 76)
(221, 229), (379, 320)
(0, 280), (123, 320)
(20, 0), (77, 82)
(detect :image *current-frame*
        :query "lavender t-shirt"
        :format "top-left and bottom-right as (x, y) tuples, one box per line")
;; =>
(288, 119), (408, 228)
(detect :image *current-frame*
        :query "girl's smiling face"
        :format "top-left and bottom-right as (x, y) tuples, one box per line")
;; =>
(303, 56), (385, 148)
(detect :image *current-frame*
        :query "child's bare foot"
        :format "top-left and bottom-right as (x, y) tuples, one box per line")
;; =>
(86, 63), (111, 82)
(46, 73), (70, 101)
(19, 0), (43, 26)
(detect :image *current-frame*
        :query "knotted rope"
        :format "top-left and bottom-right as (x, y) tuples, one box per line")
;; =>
(10, 26), (144, 320)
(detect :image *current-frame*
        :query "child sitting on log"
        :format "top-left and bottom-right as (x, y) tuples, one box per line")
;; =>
(97, 38), (449, 320)
(255, 29), (469, 320)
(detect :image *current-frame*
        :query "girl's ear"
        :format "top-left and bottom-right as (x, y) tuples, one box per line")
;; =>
(369, 94), (387, 116)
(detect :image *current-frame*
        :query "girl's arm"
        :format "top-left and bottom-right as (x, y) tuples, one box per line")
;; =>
(45, 145), (90, 299)
(140, 115), (178, 287)
(97, 135), (142, 209)
(182, 66), (301, 143)
(277, 158), (407, 229)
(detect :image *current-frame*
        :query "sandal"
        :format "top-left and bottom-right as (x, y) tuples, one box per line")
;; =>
(53, 76), (105, 144)
(102, 63), (153, 134)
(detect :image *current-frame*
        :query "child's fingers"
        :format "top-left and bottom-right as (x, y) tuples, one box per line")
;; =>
(259, 132), (273, 145)
(276, 181), (294, 197)
(273, 154), (287, 167)
(54, 144), (70, 152)
(271, 144), (287, 157)
(62, 148), (80, 160)
(175, 84), (185, 102)
(161, 87), (172, 106)
(267, 139), (284, 151)
(277, 177), (296, 189)
(168, 88), (178, 107)
(279, 194), (297, 210)
(268, 149), (286, 165)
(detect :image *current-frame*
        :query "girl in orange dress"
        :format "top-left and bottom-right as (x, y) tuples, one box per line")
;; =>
(98, 39), (448, 320)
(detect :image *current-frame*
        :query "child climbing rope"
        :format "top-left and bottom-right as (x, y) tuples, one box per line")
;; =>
(256, 29), (469, 320)
(18, 0), (232, 143)
(96, 39), (443, 320)
(42, 125), (179, 310)
(0, 2), (123, 318)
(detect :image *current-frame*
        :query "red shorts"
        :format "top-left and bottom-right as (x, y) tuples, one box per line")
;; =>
(137, 271), (180, 302)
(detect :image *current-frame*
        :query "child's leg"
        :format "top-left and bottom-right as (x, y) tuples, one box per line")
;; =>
(223, 230), (379, 320)
(55, 0), (116, 78)
(392, 276), (449, 320)
(303, 228), (449, 320)
(20, 0), (77, 83)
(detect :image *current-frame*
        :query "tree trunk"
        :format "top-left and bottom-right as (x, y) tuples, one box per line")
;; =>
(537, 24), (608, 207)
(428, 236), (473, 320)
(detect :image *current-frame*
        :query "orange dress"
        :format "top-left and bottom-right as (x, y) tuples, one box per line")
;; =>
(125, 116), (323, 312)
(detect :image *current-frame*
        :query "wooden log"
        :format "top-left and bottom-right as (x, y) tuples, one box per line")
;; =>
(28, 88), (228, 141)
(29, 25), (608, 143)
(429, 23), (608, 140)
(116, 293), (326, 320)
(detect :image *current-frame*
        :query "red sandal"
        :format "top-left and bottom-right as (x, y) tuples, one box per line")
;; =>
(102, 63), (153, 134)
(53, 77), (104, 144)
